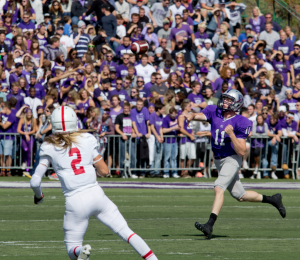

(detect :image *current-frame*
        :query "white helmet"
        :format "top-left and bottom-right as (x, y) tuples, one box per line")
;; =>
(217, 89), (244, 112)
(51, 106), (78, 134)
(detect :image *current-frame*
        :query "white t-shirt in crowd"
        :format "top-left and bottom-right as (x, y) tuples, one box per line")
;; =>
(135, 64), (156, 84)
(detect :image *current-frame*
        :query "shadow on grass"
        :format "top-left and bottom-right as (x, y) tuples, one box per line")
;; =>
(188, 234), (229, 240)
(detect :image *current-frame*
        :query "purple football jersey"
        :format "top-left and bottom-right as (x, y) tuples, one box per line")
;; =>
(202, 105), (252, 158)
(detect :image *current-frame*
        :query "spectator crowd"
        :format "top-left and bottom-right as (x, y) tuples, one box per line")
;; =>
(0, 0), (300, 179)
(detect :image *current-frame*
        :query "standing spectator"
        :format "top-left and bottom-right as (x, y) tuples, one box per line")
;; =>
(49, 1), (64, 26)
(251, 114), (268, 179)
(258, 22), (280, 50)
(0, 101), (17, 177)
(200, 0), (220, 19)
(212, 24), (232, 59)
(149, 101), (165, 177)
(109, 78), (129, 105)
(162, 107), (180, 178)
(148, 0), (171, 33)
(17, 108), (36, 172)
(101, 5), (117, 50)
(187, 82), (207, 112)
(43, 37), (63, 61)
(130, 99), (151, 178)
(135, 54), (156, 84)
(270, 50), (291, 87)
(24, 87), (43, 119)
(169, 0), (185, 28)
(206, 8), (225, 38)
(115, 102), (136, 177)
(237, 59), (255, 91)
(71, 0), (93, 25)
(226, 1), (246, 37)
(71, 21), (90, 58)
(9, 63), (23, 86)
(18, 12), (35, 34)
(115, 0), (130, 23)
(198, 39), (215, 64)
(178, 99), (195, 178)
(280, 112), (298, 178)
(266, 114), (282, 179)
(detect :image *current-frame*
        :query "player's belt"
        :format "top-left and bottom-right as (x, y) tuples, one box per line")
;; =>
(214, 155), (228, 160)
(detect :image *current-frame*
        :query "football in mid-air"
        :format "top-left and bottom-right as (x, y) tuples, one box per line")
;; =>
(130, 40), (149, 54)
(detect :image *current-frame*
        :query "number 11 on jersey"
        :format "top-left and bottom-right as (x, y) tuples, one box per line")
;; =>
(215, 129), (225, 146)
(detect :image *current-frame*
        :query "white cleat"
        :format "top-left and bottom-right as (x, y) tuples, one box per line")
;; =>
(239, 173), (244, 179)
(256, 171), (261, 179)
(242, 160), (249, 170)
(78, 244), (91, 260)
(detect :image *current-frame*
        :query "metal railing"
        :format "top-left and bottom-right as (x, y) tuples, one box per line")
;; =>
(0, 133), (299, 179)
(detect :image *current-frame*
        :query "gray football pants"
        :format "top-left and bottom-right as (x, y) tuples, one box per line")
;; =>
(214, 154), (246, 200)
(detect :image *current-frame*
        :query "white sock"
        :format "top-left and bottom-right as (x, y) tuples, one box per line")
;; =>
(128, 233), (158, 260)
(68, 246), (82, 260)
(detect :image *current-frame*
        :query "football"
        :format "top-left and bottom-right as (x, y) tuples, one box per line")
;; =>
(130, 40), (149, 54)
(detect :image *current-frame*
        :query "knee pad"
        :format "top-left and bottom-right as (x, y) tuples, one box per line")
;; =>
(115, 225), (134, 242)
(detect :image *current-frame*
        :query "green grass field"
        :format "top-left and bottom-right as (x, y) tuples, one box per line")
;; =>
(1, 185), (300, 260)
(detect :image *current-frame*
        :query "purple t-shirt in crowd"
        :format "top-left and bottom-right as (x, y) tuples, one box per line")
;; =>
(169, 24), (193, 45)
(162, 114), (178, 143)
(272, 60), (290, 85)
(115, 45), (133, 57)
(194, 32), (209, 48)
(202, 105), (252, 158)
(280, 120), (297, 132)
(289, 54), (300, 78)
(18, 20), (35, 33)
(280, 98), (298, 113)
(108, 89), (129, 105)
(144, 82), (153, 93)
(181, 2), (193, 13)
(6, 93), (24, 110)
(149, 112), (163, 136)
(138, 87), (150, 99)
(273, 40), (294, 56)
(130, 107), (149, 136)
(213, 78), (234, 92)
(116, 64), (130, 78)
(99, 60), (118, 72)
(187, 92), (205, 105)
(110, 107), (123, 124)
(267, 121), (282, 136)
(0, 112), (17, 140)
(26, 83), (46, 100)
(292, 88), (300, 102)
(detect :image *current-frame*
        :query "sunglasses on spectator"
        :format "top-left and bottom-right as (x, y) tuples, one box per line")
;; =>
(46, 110), (50, 112)
(286, 92), (293, 95)
(116, 83), (122, 85)
(265, 16), (272, 19)
(88, 45), (95, 48)
(131, 91), (137, 93)
(186, 66), (192, 68)
(123, 58), (129, 60)
(137, 80), (144, 83)
(124, 81), (130, 84)
(294, 48), (300, 50)
(107, 55), (113, 57)
(54, 4), (59, 6)
(156, 77), (162, 79)
(92, 76), (97, 78)
(228, 57), (233, 60)
(161, 41), (167, 43)
(262, 112), (268, 115)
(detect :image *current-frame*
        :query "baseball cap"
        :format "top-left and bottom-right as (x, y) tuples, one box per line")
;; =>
(204, 39), (212, 44)
(109, 67), (116, 72)
(44, 13), (50, 17)
(274, 78), (283, 91)
(229, 62), (236, 70)
(245, 24), (252, 30)
(279, 105), (287, 112)
(101, 4), (110, 10)
(57, 26), (64, 31)
(102, 78), (110, 84)
(163, 18), (169, 24)
(77, 20), (86, 28)
(203, 58), (210, 63)
(247, 34), (253, 38)
(76, 69), (84, 75)
(200, 67), (209, 74)
(30, 74), (37, 78)
(257, 53), (263, 59)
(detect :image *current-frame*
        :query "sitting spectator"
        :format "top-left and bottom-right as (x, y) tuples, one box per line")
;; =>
(280, 89), (297, 113)
(259, 22), (280, 50)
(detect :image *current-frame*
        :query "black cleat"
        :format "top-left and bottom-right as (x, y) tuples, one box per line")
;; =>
(195, 222), (213, 239)
(272, 193), (286, 218)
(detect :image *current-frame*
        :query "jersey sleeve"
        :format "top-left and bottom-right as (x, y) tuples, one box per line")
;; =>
(39, 143), (52, 167)
(201, 105), (216, 123)
(235, 117), (252, 139)
(87, 134), (100, 159)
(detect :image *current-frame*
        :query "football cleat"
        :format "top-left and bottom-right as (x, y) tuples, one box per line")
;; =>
(195, 222), (213, 239)
(34, 193), (44, 205)
(272, 193), (286, 218)
(78, 244), (91, 260)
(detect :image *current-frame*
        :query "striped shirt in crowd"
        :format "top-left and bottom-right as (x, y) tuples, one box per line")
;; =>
(71, 33), (90, 57)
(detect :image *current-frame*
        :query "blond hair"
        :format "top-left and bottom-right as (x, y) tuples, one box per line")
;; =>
(44, 132), (82, 150)
(163, 89), (175, 114)
(252, 6), (263, 17)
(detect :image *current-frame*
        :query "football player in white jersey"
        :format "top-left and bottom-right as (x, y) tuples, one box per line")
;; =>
(30, 106), (158, 260)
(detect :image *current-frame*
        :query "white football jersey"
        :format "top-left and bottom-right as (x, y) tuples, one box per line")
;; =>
(39, 133), (100, 197)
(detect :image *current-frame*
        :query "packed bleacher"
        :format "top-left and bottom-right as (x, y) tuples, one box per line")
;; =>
(0, 0), (300, 179)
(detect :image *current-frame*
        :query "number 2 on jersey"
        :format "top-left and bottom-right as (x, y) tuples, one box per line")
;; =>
(215, 129), (225, 146)
(69, 148), (85, 175)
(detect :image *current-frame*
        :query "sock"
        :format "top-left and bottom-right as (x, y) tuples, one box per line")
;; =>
(128, 233), (158, 260)
(68, 246), (82, 260)
(207, 213), (218, 227)
(262, 195), (276, 207)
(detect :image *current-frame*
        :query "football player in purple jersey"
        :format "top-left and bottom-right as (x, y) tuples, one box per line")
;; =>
(185, 89), (286, 239)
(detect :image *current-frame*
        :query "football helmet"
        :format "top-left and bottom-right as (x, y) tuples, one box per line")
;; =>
(217, 89), (243, 112)
(51, 106), (78, 134)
